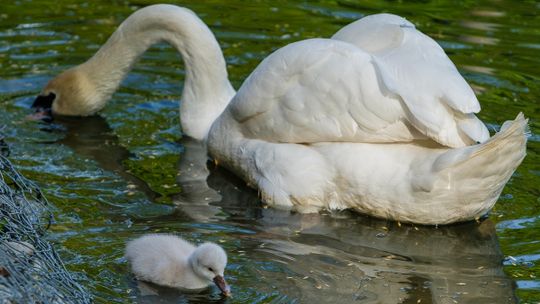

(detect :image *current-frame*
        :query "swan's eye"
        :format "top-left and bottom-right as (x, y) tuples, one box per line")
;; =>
(208, 267), (214, 272)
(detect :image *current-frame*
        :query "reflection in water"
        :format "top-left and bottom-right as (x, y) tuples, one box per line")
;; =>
(128, 280), (228, 304)
(459, 21), (499, 32)
(46, 115), (158, 200)
(470, 10), (506, 18)
(458, 35), (500, 46)
(49, 115), (518, 302)
(173, 138), (223, 222)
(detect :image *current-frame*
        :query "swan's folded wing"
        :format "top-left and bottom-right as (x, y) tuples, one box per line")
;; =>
(228, 38), (420, 144)
(332, 13), (489, 147)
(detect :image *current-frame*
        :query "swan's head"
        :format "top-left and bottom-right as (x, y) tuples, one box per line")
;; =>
(32, 68), (105, 119)
(190, 242), (230, 296)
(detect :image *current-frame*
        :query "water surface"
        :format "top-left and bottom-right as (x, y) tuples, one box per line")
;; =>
(0, 0), (539, 303)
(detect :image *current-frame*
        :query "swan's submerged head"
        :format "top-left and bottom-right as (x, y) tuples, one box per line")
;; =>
(190, 242), (231, 296)
(32, 68), (104, 119)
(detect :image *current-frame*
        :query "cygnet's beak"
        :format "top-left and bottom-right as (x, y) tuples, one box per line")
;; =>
(213, 275), (231, 297)
(28, 93), (55, 122)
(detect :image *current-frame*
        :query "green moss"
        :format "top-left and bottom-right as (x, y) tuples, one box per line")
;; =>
(123, 153), (182, 201)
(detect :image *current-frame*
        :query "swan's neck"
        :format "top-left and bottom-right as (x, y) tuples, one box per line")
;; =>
(79, 5), (235, 140)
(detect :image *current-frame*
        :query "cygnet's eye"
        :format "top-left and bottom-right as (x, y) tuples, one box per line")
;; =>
(207, 267), (214, 272)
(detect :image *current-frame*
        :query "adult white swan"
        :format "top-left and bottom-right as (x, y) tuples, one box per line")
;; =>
(32, 4), (527, 224)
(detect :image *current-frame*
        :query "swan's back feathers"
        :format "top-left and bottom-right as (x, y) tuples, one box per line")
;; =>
(229, 38), (423, 144)
(330, 13), (415, 53)
(332, 13), (488, 147)
(229, 15), (488, 147)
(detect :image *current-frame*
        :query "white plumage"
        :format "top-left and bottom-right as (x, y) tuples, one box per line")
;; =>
(35, 5), (528, 224)
(125, 234), (230, 295)
(333, 13), (489, 147)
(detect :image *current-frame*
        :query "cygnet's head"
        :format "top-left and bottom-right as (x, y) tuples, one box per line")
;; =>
(190, 242), (230, 296)
(31, 68), (105, 119)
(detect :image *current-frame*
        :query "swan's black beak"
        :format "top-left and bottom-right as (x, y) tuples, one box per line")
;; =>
(213, 275), (231, 297)
(29, 93), (55, 122)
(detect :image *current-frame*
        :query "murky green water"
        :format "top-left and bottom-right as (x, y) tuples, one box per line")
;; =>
(1, 0), (539, 303)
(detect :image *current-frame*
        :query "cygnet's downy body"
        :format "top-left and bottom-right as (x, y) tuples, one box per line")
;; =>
(125, 234), (230, 296)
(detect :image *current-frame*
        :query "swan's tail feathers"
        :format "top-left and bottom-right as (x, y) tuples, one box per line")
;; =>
(427, 113), (528, 221)
(433, 112), (528, 173)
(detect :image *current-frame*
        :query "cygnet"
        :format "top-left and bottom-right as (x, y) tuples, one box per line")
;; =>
(125, 234), (231, 296)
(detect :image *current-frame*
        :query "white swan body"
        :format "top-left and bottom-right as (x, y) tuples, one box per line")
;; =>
(209, 112), (526, 223)
(125, 234), (230, 295)
(35, 5), (528, 224)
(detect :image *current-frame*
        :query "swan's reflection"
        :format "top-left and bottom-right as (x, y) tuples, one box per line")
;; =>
(173, 138), (223, 222)
(48, 115), (157, 200)
(52, 115), (516, 303)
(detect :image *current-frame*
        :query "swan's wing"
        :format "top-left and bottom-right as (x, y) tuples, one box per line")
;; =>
(228, 38), (422, 144)
(228, 37), (485, 147)
(332, 13), (489, 147)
